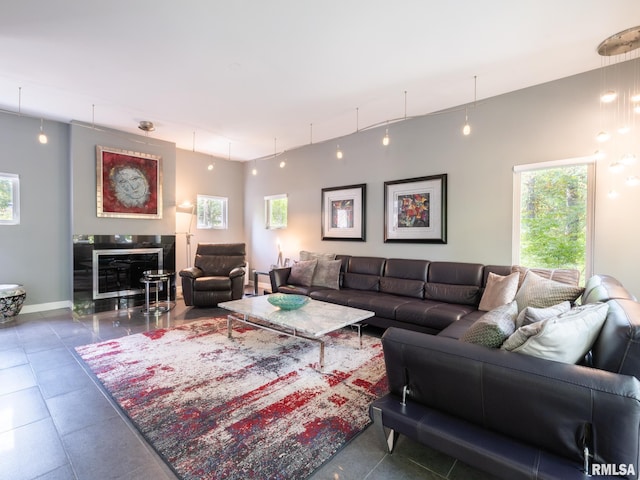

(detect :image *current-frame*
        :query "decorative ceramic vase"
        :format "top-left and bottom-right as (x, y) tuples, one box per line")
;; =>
(0, 284), (26, 323)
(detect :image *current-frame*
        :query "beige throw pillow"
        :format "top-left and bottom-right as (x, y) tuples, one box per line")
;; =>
(501, 302), (609, 364)
(479, 272), (519, 312)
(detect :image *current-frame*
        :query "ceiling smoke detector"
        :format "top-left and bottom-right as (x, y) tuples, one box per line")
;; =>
(138, 120), (155, 132)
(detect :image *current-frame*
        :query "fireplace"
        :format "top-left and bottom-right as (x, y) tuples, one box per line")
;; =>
(73, 235), (175, 314)
(92, 247), (163, 300)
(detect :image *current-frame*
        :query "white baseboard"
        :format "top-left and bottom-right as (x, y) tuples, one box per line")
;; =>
(21, 300), (73, 314)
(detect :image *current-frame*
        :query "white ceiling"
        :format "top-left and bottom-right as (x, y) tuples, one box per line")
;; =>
(1, 1), (639, 161)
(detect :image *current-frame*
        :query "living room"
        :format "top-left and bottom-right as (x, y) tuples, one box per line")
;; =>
(3, 3), (640, 479)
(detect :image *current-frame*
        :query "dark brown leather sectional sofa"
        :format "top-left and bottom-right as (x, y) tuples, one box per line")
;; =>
(270, 255), (512, 334)
(271, 256), (640, 479)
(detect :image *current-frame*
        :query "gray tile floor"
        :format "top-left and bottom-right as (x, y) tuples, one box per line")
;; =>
(0, 299), (497, 480)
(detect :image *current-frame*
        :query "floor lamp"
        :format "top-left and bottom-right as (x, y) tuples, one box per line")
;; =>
(176, 201), (196, 268)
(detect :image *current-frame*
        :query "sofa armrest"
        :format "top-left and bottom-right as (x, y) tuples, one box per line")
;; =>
(229, 266), (246, 280)
(179, 266), (204, 279)
(381, 327), (640, 471)
(269, 267), (292, 292)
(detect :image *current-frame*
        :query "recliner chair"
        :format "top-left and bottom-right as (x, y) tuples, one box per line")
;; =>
(179, 243), (246, 307)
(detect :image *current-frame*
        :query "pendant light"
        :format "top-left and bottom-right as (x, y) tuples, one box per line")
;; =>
(38, 118), (48, 144)
(336, 144), (343, 159)
(382, 127), (390, 146)
(462, 75), (477, 136)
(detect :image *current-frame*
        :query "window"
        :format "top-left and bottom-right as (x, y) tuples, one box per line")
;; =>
(197, 195), (228, 229)
(265, 194), (287, 229)
(0, 173), (20, 225)
(513, 157), (595, 282)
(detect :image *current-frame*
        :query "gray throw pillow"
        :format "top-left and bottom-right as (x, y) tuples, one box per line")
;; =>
(501, 302), (609, 364)
(312, 259), (341, 289)
(515, 301), (571, 329)
(460, 301), (518, 348)
(514, 271), (584, 312)
(288, 259), (317, 287)
(479, 271), (519, 312)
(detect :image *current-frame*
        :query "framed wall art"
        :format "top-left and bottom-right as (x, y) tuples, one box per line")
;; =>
(384, 174), (447, 243)
(96, 146), (162, 219)
(321, 183), (366, 241)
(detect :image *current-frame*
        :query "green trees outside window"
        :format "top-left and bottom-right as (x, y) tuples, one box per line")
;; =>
(516, 163), (592, 281)
(0, 173), (19, 225)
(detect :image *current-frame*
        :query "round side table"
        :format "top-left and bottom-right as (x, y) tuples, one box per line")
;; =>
(141, 270), (174, 315)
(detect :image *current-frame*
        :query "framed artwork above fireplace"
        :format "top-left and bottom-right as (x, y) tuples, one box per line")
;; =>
(96, 145), (163, 219)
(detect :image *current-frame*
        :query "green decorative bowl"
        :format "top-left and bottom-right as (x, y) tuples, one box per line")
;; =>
(267, 293), (309, 311)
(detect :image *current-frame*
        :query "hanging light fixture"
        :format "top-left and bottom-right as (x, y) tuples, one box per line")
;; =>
(597, 26), (640, 198)
(462, 75), (477, 136)
(38, 118), (48, 144)
(336, 144), (343, 159)
(382, 127), (390, 146)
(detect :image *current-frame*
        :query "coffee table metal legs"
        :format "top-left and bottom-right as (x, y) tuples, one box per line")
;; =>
(226, 313), (363, 371)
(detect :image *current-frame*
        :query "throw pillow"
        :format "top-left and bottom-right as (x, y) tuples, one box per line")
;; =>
(513, 271), (584, 313)
(478, 272), (519, 312)
(299, 250), (336, 262)
(460, 301), (518, 348)
(501, 302), (609, 364)
(511, 265), (580, 288)
(515, 301), (571, 329)
(312, 259), (341, 289)
(288, 259), (317, 287)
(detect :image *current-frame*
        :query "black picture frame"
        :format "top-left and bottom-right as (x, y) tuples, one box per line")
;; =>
(321, 184), (366, 241)
(384, 174), (447, 243)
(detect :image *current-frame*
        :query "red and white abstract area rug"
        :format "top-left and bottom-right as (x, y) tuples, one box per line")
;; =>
(75, 317), (387, 480)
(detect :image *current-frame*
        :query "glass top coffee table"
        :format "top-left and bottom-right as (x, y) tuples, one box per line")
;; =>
(219, 295), (374, 370)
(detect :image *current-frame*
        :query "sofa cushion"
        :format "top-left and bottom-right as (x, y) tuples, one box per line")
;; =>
(345, 292), (414, 318)
(194, 276), (231, 291)
(347, 256), (386, 276)
(428, 261), (483, 286)
(478, 272), (519, 312)
(425, 283), (481, 306)
(395, 301), (475, 331)
(380, 277), (424, 299)
(501, 302), (609, 364)
(384, 258), (429, 281)
(288, 259), (317, 287)
(460, 301), (518, 348)
(515, 301), (571, 328)
(582, 274), (637, 304)
(343, 272), (380, 291)
(514, 271), (584, 312)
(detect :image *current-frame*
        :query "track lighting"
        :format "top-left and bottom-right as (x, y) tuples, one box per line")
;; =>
(38, 119), (48, 144)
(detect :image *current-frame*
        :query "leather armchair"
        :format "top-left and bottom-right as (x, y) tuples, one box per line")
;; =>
(179, 243), (246, 307)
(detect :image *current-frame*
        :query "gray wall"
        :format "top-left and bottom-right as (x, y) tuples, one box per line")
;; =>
(0, 114), (71, 310)
(175, 149), (245, 273)
(244, 62), (640, 297)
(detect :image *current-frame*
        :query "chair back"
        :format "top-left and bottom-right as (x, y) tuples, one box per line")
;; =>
(194, 243), (246, 276)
